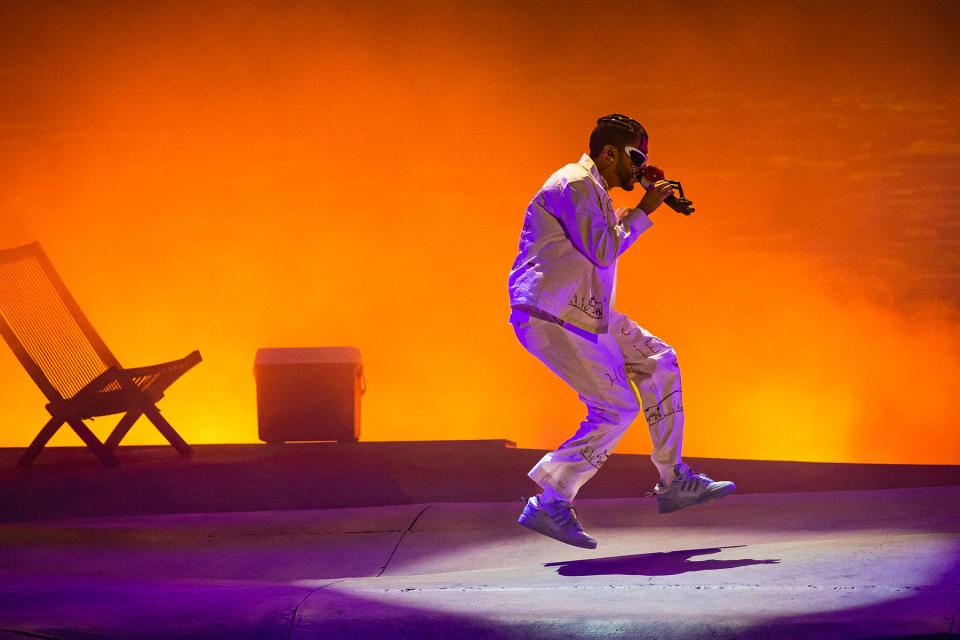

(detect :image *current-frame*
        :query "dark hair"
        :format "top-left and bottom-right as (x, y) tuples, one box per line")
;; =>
(589, 114), (647, 159)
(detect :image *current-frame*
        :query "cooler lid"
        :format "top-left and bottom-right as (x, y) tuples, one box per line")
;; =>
(255, 347), (362, 366)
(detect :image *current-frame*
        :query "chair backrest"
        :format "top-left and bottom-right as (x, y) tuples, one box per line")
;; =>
(0, 242), (120, 402)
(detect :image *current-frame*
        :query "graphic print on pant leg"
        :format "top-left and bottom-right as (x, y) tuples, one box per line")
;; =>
(554, 404), (623, 472)
(644, 389), (683, 426)
(632, 336), (670, 357)
(604, 363), (628, 387)
(578, 443), (611, 470)
(516, 315), (644, 502)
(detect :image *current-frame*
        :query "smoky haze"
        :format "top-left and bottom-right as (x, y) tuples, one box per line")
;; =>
(0, 0), (957, 463)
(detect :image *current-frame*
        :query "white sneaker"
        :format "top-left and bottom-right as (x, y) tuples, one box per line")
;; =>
(654, 463), (736, 514)
(518, 494), (597, 549)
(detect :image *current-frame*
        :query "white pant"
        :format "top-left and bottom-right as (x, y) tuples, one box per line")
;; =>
(512, 309), (683, 502)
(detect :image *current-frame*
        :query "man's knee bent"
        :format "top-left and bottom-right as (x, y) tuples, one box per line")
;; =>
(590, 399), (641, 428)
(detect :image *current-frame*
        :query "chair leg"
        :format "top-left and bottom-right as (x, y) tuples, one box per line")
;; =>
(18, 416), (66, 467)
(143, 404), (193, 456)
(66, 418), (119, 467)
(105, 410), (143, 450)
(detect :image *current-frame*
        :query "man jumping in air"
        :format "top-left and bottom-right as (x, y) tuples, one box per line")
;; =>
(509, 114), (735, 549)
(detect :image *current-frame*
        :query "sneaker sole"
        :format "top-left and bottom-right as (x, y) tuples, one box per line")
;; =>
(657, 483), (737, 514)
(518, 513), (598, 549)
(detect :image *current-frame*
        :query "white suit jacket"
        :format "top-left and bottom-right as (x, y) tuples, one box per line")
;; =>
(508, 154), (652, 334)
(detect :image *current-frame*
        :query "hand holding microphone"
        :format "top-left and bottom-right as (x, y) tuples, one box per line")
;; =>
(638, 165), (695, 216)
(638, 177), (676, 214)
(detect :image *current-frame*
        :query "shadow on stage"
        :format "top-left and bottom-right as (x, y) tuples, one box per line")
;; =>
(544, 545), (780, 577)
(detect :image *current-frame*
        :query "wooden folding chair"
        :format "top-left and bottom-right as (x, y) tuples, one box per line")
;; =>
(0, 242), (202, 467)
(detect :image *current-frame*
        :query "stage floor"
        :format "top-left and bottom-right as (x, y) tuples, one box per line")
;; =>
(1, 486), (958, 639)
(3, 441), (959, 522)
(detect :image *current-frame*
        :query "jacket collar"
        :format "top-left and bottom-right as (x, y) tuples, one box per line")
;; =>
(578, 153), (609, 191)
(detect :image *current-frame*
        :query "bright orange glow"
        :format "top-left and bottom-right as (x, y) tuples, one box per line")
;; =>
(0, 2), (957, 463)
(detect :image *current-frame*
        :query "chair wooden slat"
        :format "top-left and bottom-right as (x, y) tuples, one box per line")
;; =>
(0, 242), (201, 466)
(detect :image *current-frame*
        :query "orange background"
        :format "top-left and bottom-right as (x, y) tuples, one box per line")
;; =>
(0, 1), (958, 463)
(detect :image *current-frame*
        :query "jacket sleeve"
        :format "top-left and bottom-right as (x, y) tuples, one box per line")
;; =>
(552, 178), (653, 267)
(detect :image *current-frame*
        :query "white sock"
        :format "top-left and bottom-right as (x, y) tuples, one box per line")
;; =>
(660, 463), (684, 487)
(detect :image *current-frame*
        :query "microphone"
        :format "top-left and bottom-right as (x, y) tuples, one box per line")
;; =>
(641, 165), (695, 215)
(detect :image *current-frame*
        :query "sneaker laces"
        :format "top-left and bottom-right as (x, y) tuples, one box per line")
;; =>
(523, 496), (586, 532)
(684, 464), (705, 479)
(646, 465), (710, 497)
(683, 464), (714, 486)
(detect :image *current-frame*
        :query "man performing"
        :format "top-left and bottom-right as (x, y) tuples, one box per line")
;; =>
(509, 114), (735, 549)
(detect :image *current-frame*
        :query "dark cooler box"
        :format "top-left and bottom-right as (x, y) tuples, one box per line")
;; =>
(254, 347), (364, 443)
